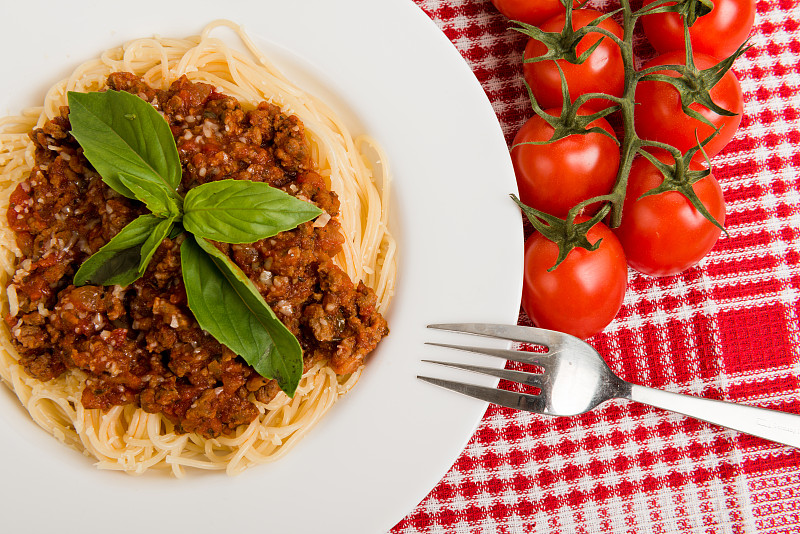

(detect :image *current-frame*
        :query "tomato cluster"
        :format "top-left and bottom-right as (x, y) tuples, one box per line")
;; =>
(491, 0), (755, 339)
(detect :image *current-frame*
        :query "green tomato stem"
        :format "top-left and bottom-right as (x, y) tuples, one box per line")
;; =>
(515, 0), (736, 265)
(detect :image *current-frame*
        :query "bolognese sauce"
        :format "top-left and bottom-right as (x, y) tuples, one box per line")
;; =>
(5, 73), (388, 439)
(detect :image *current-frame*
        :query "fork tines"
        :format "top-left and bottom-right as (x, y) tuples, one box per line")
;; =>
(420, 357), (545, 387)
(417, 375), (546, 413)
(425, 342), (550, 369)
(427, 322), (566, 347)
(419, 323), (555, 410)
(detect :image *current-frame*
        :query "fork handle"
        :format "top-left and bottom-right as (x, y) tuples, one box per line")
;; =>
(627, 384), (800, 448)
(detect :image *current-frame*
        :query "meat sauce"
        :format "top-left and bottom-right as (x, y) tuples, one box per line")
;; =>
(5, 73), (388, 438)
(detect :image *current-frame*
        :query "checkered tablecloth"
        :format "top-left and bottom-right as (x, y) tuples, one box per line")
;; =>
(393, 0), (800, 532)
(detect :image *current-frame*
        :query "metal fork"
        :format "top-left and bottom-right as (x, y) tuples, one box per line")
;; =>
(419, 323), (800, 448)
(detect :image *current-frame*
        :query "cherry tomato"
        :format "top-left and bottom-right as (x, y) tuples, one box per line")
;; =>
(489, 0), (579, 27)
(511, 108), (620, 218)
(613, 153), (725, 277)
(523, 9), (625, 111)
(522, 219), (627, 340)
(641, 0), (755, 60)
(634, 51), (743, 160)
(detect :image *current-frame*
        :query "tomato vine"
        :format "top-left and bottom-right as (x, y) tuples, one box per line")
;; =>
(511, 0), (749, 268)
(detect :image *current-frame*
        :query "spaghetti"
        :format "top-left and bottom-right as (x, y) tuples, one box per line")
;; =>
(0, 20), (395, 476)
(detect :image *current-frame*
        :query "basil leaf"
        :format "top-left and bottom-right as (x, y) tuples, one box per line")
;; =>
(68, 90), (182, 199)
(167, 221), (185, 240)
(194, 235), (303, 395)
(181, 235), (303, 396)
(74, 214), (165, 286)
(138, 216), (176, 276)
(119, 175), (182, 219)
(182, 179), (322, 244)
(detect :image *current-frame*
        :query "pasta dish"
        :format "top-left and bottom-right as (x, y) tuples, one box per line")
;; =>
(0, 20), (395, 476)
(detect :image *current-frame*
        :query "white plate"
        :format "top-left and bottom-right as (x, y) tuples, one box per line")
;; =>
(0, 1), (523, 532)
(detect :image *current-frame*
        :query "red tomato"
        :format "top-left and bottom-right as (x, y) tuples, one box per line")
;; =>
(613, 154), (725, 277)
(511, 108), (620, 218)
(523, 9), (624, 111)
(490, 0), (579, 27)
(634, 51), (743, 160)
(641, 0), (755, 60)
(522, 219), (627, 340)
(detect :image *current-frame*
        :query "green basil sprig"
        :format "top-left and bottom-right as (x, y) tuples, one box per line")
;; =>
(68, 90), (183, 214)
(67, 89), (323, 397)
(182, 235), (303, 395)
(73, 214), (172, 286)
(183, 179), (322, 243)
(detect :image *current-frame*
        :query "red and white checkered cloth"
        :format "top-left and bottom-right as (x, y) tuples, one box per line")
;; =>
(394, 0), (800, 532)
